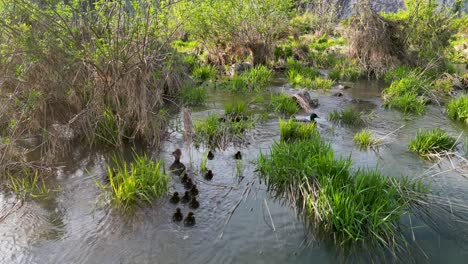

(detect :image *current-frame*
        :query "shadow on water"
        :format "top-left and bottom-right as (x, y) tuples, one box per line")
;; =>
(1, 80), (468, 263)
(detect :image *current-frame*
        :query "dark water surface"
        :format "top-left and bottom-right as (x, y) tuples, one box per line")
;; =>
(1, 81), (468, 263)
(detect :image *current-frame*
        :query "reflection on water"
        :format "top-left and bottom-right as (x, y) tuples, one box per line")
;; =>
(1, 80), (468, 263)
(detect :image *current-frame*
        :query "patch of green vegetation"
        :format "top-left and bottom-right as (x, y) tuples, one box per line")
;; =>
(223, 75), (249, 92)
(95, 108), (120, 146)
(180, 85), (208, 106)
(447, 94), (468, 124)
(328, 109), (365, 127)
(433, 78), (453, 94)
(382, 73), (431, 115)
(353, 129), (379, 150)
(240, 65), (273, 91)
(279, 118), (318, 142)
(97, 154), (169, 209)
(286, 58), (319, 88)
(409, 128), (457, 158)
(192, 65), (218, 83)
(172, 40), (199, 53)
(8, 170), (50, 200)
(308, 34), (345, 51)
(224, 101), (249, 118)
(270, 93), (300, 116)
(384, 66), (413, 84)
(257, 128), (428, 244)
(329, 61), (363, 81)
(313, 76), (333, 90)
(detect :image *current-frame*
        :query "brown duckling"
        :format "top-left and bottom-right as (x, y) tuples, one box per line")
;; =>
(189, 197), (200, 209)
(189, 185), (199, 196)
(207, 151), (214, 160)
(181, 191), (191, 203)
(184, 212), (196, 227)
(184, 178), (194, 190)
(173, 208), (183, 222)
(204, 170), (213, 181)
(169, 192), (180, 204)
(181, 173), (189, 184)
(169, 148), (186, 175)
(234, 151), (242, 160)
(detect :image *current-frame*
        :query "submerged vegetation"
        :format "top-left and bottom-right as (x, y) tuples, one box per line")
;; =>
(258, 122), (428, 245)
(328, 109), (366, 127)
(409, 129), (458, 159)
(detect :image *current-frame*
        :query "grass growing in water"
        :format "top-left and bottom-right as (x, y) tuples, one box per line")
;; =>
(8, 170), (50, 200)
(313, 77), (333, 90)
(97, 154), (169, 209)
(353, 129), (379, 150)
(192, 65), (218, 83)
(447, 94), (468, 124)
(240, 65), (273, 91)
(279, 119), (318, 142)
(270, 93), (300, 116)
(328, 109), (365, 127)
(286, 58), (319, 89)
(224, 101), (249, 118)
(409, 129), (457, 158)
(382, 73), (430, 115)
(180, 85), (208, 106)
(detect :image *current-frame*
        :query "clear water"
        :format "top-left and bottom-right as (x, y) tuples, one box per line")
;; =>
(1, 80), (468, 264)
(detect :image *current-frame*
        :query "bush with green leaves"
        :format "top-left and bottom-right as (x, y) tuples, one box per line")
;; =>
(447, 94), (468, 124)
(409, 129), (457, 158)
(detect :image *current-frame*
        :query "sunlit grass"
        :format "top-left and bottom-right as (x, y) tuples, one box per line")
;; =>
(8, 170), (50, 200)
(408, 128), (457, 159)
(270, 93), (300, 116)
(192, 65), (218, 83)
(279, 118), (318, 142)
(447, 94), (468, 124)
(180, 85), (208, 106)
(353, 129), (379, 150)
(224, 101), (249, 118)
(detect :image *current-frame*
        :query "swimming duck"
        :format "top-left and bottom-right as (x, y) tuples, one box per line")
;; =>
(189, 197), (200, 209)
(190, 185), (199, 196)
(169, 148), (186, 175)
(184, 178), (194, 190)
(207, 151), (214, 160)
(293, 113), (319, 123)
(234, 151), (242, 160)
(181, 173), (189, 184)
(204, 170), (213, 181)
(169, 192), (180, 204)
(173, 208), (183, 222)
(181, 191), (191, 203)
(184, 212), (196, 227)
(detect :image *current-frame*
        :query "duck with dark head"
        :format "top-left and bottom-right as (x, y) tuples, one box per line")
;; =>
(173, 208), (183, 222)
(293, 113), (319, 123)
(184, 212), (196, 227)
(169, 148), (186, 175)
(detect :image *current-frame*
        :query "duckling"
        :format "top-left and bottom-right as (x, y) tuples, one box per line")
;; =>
(181, 191), (191, 203)
(190, 185), (199, 196)
(184, 212), (196, 227)
(204, 170), (213, 181)
(181, 173), (189, 184)
(173, 208), (183, 222)
(234, 151), (242, 160)
(189, 197), (200, 209)
(184, 178), (194, 190)
(293, 113), (319, 123)
(207, 151), (214, 160)
(169, 192), (180, 204)
(169, 148), (186, 175)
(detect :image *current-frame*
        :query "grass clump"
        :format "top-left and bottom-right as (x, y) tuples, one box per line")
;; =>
(279, 119), (318, 142)
(409, 129), (457, 158)
(383, 66), (413, 84)
(329, 61), (364, 81)
(313, 77), (333, 90)
(240, 65), (273, 91)
(257, 127), (428, 245)
(224, 101), (249, 118)
(8, 170), (50, 200)
(180, 85), (208, 106)
(98, 154), (169, 209)
(270, 93), (300, 116)
(447, 95), (468, 124)
(328, 109), (365, 127)
(382, 74), (430, 115)
(353, 129), (379, 150)
(192, 65), (218, 83)
(286, 58), (319, 89)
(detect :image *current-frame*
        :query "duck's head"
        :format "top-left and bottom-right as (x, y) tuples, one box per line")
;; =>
(309, 113), (319, 121)
(187, 212), (194, 217)
(172, 149), (182, 158)
(176, 208), (181, 213)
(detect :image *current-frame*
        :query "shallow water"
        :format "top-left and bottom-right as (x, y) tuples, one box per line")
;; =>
(1, 80), (468, 263)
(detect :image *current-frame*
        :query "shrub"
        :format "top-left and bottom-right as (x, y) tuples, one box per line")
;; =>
(270, 93), (300, 116)
(180, 85), (208, 106)
(353, 129), (379, 150)
(447, 95), (468, 124)
(279, 119), (318, 142)
(328, 109), (365, 127)
(409, 129), (457, 158)
(98, 154), (169, 209)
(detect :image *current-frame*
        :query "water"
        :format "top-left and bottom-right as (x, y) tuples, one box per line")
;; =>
(1, 80), (468, 263)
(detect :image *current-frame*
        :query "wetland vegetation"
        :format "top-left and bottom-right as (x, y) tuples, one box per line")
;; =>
(0, 0), (468, 263)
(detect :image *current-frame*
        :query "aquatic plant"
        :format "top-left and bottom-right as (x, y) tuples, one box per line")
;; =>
(353, 129), (379, 150)
(383, 74), (430, 115)
(192, 65), (218, 83)
(95, 108), (120, 146)
(98, 154), (169, 209)
(433, 78), (453, 94)
(383, 66), (413, 84)
(384, 92), (426, 115)
(8, 170), (50, 200)
(408, 129), (457, 158)
(224, 101), (249, 118)
(286, 58), (319, 89)
(329, 61), (364, 81)
(240, 65), (273, 91)
(313, 77), (333, 90)
(224, 75), (249, 93)
(200, 152), (208, 172)
(180, 85), (208, 106)
(279, 119), (318, 142)
(328, 109), (365, 127)
(447, 94), (468, 124)
(270, 93), (300, 116)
